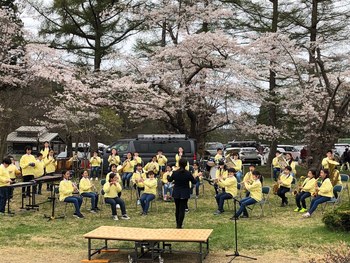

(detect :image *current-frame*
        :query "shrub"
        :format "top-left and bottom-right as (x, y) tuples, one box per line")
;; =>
(309, 242), (350, 263)
(322, 202), (350, 231)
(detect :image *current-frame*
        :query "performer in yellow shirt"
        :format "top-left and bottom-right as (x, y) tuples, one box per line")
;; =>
(214, 168), (237, 215)
(139, 170), (157, 215)
(108, 148), (120, 168)
(294, 169), (316, 213)
(321, 150), (339, 170)
(272, 151), (282, 181)
(144, 156), (160, 176)
(303, 169), (333, 218)
(59, 170), (84, 218)
(243, 164), (256, 197)
(232, 153), (243, 183)
(103, 172), (130, 220)
(133, 152), (142, 166)
(214, 148), (224, 163)
(162, 165), (173, 201)
(231, 170), (262, 219)
(191, 162), (202, 198)
(44, 149), (57, 191)
(0, 158), (12, 214)
(34, 153), (45, 195)
(156, 150), (168, 174)
(20, 146), (36, 197)
(121, 152), (134, 189)
(285, 153), (297, 176)
(175, 147), (184, 167)
(7, 156), (20, 199)
(90, 151), (102, 181)
(277, 166), (293, 207)
(213, 161), (227, 195)
(80, 170), (99, 213)
(131, 163), (147, 202)
(40, 141), (50, 158)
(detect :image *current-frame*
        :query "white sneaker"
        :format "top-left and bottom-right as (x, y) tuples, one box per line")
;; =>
(113, 215), (119, 221)
(95, 177), (98, 181)
(121, 214), (130, 220)
(116, 204), (120, 209)
(90, 178), (93, 181)
(137, 200), (141, 205)
(302, 212), (311, 218)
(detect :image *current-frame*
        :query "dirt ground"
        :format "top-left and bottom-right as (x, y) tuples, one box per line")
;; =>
(1, 247), (312, 263)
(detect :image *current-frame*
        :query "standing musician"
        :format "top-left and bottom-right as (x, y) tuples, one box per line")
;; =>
(175, 147), (184, 168)
(272, 151), (283, 182)
(40, 141), (51, 158)
(285, 153), (297, 177)
(131, 163), (146, 204)
(231, 170), (262, 220)
(168, 158), (197, 229)
(44, 149), (57, 191)
(276, 166), (293, 207)
(156, 150), (168, 174)
(302, 169), (333, 218)
(144, 156), (160, 176)
(7, 156), (20, 199)
(139, 170), (157, 216)
(103, 172), (130, 221)
(162, 165), (173, 201)
(231, 153), (243, 183)
(294, 169), (316, 213)
(243, 164), (256, 197)
(59, 170), (84, 219)
(90, 151), (102, 181)
(121, 152), (134, 189)
(34, 153), (45, 195)
(80, 170), (99, 213)
(214, 168), (237, 215)
(108, 148), (121, 168)
(321, 150), (339, 170)
(20, 146), (36, 197)
(0, 158), (12, 215)
(214, 148), (224, 163)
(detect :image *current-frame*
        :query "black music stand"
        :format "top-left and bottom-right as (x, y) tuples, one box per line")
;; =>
(226, 197), (257, 262)
(44, 183), (65, 221)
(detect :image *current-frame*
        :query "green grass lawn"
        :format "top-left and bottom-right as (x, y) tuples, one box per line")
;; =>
(0, 165), (349, 262)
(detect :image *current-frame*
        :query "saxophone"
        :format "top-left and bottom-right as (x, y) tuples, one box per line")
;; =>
(293, 176), (305, 196)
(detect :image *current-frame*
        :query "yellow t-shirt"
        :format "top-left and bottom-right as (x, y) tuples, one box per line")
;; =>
(44, 156), (57, 174)
(215, 168), (228, 180)
(280, 174), (293, 188)
(301, 178), (316, 195)
(162, 171), (171, 184)
(79, 177), (93, 193)
(0, 164), (10, 187)
(143, 178), (157, 196)
(243, 171), (253, 183)
(318, 178), (333, 198)
(108, 155), (120, 166)
(272, 157), (280, 169)
(34, 159), (45, 178)
(232, 159), (242, 172)
(245, 180), (262, 202)
(90, 156), (102, 167)
(144, 162), (160, 174)
(7, 164), (20, 180)
(131, 171), (147, 188)
(157, 155), (167, 166)
(218, 176), (237, 197)
(103, 182), (122, 198)
(20, 154), (36, 176)
(59, 179), (74, 201)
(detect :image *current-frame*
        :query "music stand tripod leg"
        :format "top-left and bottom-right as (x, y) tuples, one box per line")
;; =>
(226, 198), (257, 262)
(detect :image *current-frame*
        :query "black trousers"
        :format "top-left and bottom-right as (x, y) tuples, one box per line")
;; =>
(22, 175), (34, 196)
(0, 186), (10, 213)
(174, 198), (188, 228)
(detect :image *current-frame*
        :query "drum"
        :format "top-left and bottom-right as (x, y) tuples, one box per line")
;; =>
(209, 166), (217, 179)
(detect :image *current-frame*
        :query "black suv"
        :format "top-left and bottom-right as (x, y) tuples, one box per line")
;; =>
(102, 134), (197, 174)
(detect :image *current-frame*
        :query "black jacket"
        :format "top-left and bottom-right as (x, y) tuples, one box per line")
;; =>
(168, 169), (197, 199)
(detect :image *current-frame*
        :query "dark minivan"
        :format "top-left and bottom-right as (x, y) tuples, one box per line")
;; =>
(102, 134), (197, 174)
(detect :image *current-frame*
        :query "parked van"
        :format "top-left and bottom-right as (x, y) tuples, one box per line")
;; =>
(102, 134), (197, 174)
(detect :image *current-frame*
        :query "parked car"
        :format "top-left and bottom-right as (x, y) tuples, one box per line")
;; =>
(102, 134), (197, 174)
(277, 145), (300, 161)
(204, 142), (224, 156)
(226, 140), (260, 149)
(225, 147), (262, 165)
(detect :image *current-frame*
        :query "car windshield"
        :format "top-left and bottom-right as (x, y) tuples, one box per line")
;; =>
(206, 143), (221, 150)
(110, 142), (129, 152)
(133, 140), (192, 154)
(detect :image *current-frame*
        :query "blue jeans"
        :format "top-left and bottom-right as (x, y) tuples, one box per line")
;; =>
(0, 186), (10, 213)
(216, 192), (233, 212)
(277, 186), (290, 204)
(140, 193), (155, 214)
(163, 183), (173, 197)
(122, 172), (133, 188)
(308, 196), (331, 215)
(191, 181), (200, 196)
(105, 197), (127, 215)
(64, 196), (83, 215)
(236, 171), (243, 183)
(295, 191), (311, 209)
(91, 166), (100, 179)
(273, 168), (280, 181)
(235, 197), (257, 217)
(81, 192), (99, 210)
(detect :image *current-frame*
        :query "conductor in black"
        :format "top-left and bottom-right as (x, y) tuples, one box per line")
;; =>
(168, 158), (197, 229)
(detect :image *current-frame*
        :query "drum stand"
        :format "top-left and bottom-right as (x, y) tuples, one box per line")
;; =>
(44, 184), (65, 221)
(226, 198), (257, 262)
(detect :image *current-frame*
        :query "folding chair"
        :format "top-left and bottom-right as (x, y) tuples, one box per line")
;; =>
(340, 174), (349, 200)
(251, 186), (272, 217)
(322, 185), (343, 213)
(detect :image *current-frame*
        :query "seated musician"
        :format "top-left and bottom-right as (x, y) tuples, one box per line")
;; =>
(243, 164), (256, 197)
(131, 163), (146, 204)
(0, 158), (12, 215)
(80, 170), (99, 213)
(302, 169), (333, 218)
(156, 150), (168, 174)
(321, 150), (339, 170)
(59, 170), (84, 219)
(121, 152), (134, 190)
(7, 156), (21, 199)
(162, 165), (173, 201)
(103, 173), (130, 221)
(106, 164), (122, 198)
(272, 151), (282, 182)
(108, 148), (121, 168)
(144, 156), (160, 177)
(214, 168), (237, 215)
(231, 170), (262, 219)
(331, 167), (342, 198)
(34, 153), (45, 195)
(191, 162), (202, 198)
(214, 148), (224, 163)
(277, 166), (293, 207)
(139, 171), (157, 216)
(213, 161), (228, 196)
(231, 153), (243, 183)
(294, 169), (316, 213)
(285, 153), (297, 177)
